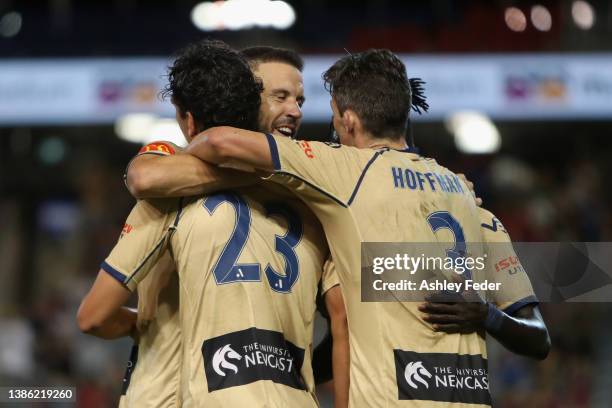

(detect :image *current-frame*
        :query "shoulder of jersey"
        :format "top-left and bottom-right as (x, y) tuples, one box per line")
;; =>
(477, 207), (508, 235)
(138, 141), (180, 156)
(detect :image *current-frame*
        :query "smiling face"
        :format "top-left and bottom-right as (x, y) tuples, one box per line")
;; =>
(254, 61), (305, 138)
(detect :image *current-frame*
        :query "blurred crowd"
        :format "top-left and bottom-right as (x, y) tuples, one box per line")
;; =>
(0, 131), (610, 407)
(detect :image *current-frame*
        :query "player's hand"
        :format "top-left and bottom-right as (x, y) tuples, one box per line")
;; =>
(419, 297), (488, 334)
(457, 173), (483, 207)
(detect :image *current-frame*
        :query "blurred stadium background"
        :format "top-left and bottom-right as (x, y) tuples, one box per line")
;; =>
(1, 0), (611, 407)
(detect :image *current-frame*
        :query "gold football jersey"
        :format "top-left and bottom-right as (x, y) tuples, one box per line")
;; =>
(118, 252), (182, 408)
(262, 135), (538, 407)
(103, 185), (330, 407)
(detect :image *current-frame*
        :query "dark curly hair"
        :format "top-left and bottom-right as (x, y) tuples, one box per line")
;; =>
(323, 49), (427, 140)
(161, 39), (263, 132)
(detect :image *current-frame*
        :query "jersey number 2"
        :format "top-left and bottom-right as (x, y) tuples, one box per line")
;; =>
(203, 192), (302, 293)
(426, 210), (472, 279)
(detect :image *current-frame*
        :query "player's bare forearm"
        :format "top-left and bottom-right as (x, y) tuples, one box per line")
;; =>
(325, 286), (350, 408)
(77, 269), (132, 337)
(127, 153), (256, 199)
(83, 307), (138, 340)
(485, 305), (551, 360)
(420, 302), (550, 359)
(187, 126), (274, 172)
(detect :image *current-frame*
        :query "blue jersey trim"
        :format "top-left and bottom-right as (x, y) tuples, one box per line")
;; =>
(274, 171), (348, 208)
(266, 133), (281, 171)
(399, 146), (420, 154)
(347, 151), (383, 206)
(502, 295), (539, 316)
(123, 235), (168, 287)
(172, 197), (184, 229)
(101, 261), (128, 285)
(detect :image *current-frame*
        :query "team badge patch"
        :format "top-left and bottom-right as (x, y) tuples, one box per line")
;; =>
(202, 327), (306, 392)
(138, 142), (175, 156)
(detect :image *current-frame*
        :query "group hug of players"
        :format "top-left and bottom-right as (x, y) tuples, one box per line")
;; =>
(77, 40), (551, 407)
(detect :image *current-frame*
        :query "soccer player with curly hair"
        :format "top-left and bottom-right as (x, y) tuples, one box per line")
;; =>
(78, 40), (335, 407)
(123, 44), (350, 407)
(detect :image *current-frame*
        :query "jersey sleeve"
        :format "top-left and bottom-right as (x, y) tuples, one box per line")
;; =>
(321, 258), (340, 295)
(137, 250), (176, 326)
(480, 209), (538, 315)
(123, 141), (183, 186)
(264, 134), (378, 205)
(101, 198), (182, 292)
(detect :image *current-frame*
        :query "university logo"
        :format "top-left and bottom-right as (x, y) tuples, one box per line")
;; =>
(212, 344), (242, 377)
(404, 361), (432, 389)
(394, 350), (491, 405)
(202, 327), (306, 392)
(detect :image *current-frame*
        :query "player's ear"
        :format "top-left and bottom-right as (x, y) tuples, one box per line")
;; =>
(342, 109), (357, 135)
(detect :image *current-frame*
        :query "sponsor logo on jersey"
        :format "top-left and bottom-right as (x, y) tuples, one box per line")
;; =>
(138, 142), (175, 156)
(212, 344), (242, 376)
(404, 361), (432, 389)
(297, 140), (314, 158)
(494, 255), (524, 275)
(120, 223), (133, 239)
(202, 327), (306, 392)
(394, 350), (491, 405)
(481, 216), (507, 234)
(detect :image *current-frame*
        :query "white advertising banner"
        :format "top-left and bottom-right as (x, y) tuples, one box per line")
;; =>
(1, 54), (612, 125)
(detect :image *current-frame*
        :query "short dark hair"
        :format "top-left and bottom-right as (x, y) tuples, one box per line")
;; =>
(161, 39), (262, 132)
(323, 49), (412, 139)
(241, 46), (304, 72)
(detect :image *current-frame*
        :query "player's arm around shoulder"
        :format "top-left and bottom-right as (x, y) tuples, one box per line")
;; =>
(188, 126), (374, 205)
(126, 140), (258, 199)
(187, 126), (274, 170)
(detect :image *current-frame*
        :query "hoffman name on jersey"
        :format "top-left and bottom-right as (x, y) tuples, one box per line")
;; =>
(391, 167), (466, 194)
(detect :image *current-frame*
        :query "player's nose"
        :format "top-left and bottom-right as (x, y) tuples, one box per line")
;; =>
(285, 100), (302, 119)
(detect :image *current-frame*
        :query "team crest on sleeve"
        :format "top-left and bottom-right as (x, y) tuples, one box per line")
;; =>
(138, 142), (176, 156)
